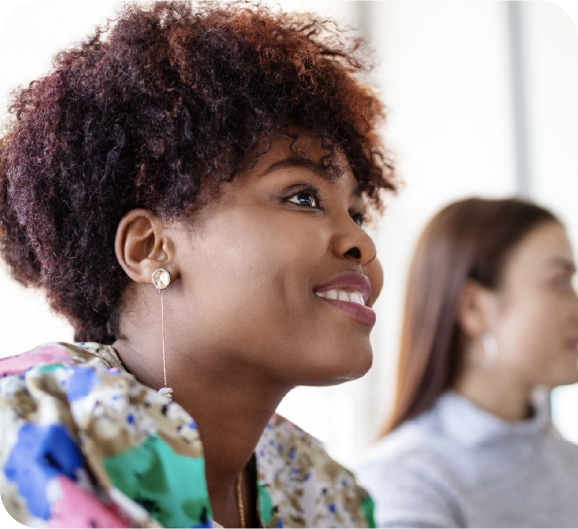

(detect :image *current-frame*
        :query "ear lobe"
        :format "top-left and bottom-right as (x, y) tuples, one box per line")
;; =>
(457, 280), (487, 337)
(115, 209), (174, 285)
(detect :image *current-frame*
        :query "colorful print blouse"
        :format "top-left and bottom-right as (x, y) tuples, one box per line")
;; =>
(0, 342), (375, 528)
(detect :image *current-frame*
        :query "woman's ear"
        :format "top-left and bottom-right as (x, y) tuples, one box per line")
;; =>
(115, 209), (176, 284)
(457, 279), (492, 337)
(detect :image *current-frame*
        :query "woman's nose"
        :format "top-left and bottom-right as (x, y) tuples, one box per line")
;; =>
(332, 217), (377, 267)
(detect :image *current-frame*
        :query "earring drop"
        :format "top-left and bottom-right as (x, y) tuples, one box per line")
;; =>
(480, 332), (498, 371)
(152, 268), (173, 400)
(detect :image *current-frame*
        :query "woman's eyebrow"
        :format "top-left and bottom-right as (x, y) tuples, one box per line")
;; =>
(262, 156), (362, 199)
(262, 157), (327, 179)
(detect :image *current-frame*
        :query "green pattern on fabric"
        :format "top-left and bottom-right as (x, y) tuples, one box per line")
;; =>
(34, 364), (66, 373)
(103, 434), (212, 528)
(257, 483), (274, 526)
(360, 493), (376, 528)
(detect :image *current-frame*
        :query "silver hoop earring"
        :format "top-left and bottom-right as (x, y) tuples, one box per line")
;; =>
(480, 332), (498, 371)
(152, 268), (173, 400)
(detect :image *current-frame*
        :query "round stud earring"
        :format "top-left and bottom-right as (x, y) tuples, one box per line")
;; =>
(152, 268), (170, 290)
(152, 268), (173, 400)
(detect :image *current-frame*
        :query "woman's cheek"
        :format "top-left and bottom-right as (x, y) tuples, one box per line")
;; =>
(363, 258), (383, 308)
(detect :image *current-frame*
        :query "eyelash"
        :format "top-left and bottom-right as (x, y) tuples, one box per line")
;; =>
(286, 185), (365, 227)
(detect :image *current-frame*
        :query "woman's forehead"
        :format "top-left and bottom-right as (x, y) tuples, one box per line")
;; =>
(244, 130), (361, 194)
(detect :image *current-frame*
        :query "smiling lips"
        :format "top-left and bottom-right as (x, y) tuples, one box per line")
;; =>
(313, 272), (376, 327)
(316, 289), (366, 306)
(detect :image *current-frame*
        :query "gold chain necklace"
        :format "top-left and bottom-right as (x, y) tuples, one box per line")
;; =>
(236, 471), (246, 529)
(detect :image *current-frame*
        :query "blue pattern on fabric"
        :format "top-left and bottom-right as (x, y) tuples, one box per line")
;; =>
(65, 366), (101, 401)
(4, 424), (83, 519)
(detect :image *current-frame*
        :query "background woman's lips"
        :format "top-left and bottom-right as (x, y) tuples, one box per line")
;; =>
(313, 271), (376, 326)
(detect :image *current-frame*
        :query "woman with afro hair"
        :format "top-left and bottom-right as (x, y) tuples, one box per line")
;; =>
(0, 1), (395, 527)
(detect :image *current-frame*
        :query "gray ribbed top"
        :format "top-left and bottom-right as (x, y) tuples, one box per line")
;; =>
(356, 391), (578, 528)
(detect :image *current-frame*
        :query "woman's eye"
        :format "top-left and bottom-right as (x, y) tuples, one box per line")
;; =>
(554, 275), (573, 290)
(288, 191), (318, 208)
(352, 213), (364, 228)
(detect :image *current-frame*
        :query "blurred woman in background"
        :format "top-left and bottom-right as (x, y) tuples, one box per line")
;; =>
(357, 197), (578, 527)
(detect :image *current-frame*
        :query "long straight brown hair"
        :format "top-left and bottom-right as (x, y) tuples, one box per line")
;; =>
(379, 197), (559, 437)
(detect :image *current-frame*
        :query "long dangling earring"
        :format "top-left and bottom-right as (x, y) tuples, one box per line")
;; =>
(152, 268), (173, 400)
(480, 332), (498, 371)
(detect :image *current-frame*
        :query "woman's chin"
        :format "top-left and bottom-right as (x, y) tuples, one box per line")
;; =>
(293, 349), (374, 386)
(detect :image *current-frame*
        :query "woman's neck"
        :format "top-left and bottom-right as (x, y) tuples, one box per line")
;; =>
(113, 335), (290, 527)
(452, 367), (534, 422)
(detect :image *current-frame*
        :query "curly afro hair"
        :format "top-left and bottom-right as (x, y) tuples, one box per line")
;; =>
(0, 0), (396, 344)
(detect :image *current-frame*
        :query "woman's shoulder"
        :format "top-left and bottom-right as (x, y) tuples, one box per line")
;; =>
(362, 407), (446, 467)
(0, 341), (124, 375)
(355, 414), (468, 528)
(355, 418), (450, 494)
(256, 413), (375, 528)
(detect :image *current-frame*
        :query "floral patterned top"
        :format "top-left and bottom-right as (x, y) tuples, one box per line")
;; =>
(0, 342), (375, 528)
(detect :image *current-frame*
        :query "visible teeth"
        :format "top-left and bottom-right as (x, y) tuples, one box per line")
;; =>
(315, 289), (366, 306)
(349, 293), (363, 305)
(338, 291), (350, 302)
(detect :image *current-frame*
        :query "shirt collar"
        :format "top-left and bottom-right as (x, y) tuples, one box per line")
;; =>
(435, 390), (551, 447)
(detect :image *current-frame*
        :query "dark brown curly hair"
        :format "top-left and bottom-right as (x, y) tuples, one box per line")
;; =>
(0, 0), (395, 344)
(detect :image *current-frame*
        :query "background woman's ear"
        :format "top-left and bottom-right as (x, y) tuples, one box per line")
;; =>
(115, 209), (176, 284)
(457, 279), (491, 337)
